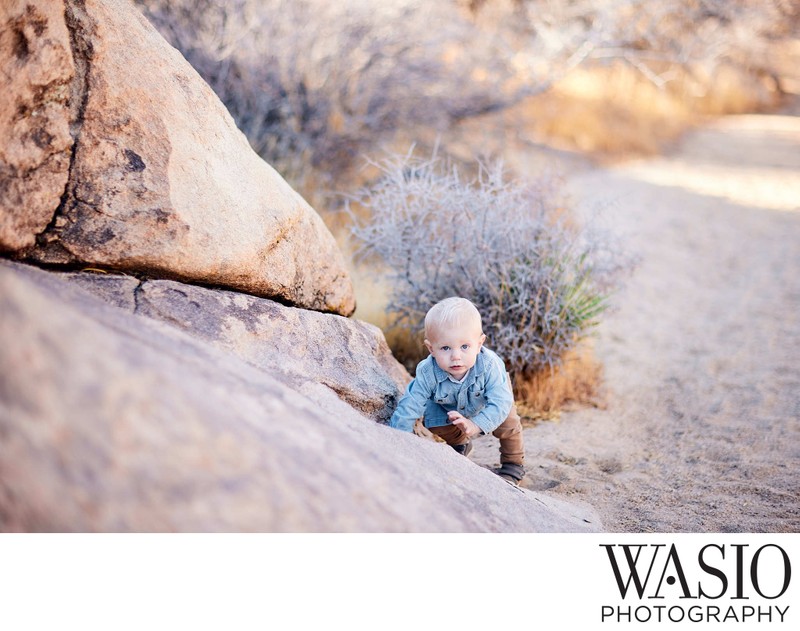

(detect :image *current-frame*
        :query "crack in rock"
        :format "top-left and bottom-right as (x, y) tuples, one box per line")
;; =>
(34, 1), (94, 255)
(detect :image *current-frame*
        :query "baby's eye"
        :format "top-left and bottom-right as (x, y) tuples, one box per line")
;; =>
(461, 344), (470, 350)
(441, 345), (450, 351)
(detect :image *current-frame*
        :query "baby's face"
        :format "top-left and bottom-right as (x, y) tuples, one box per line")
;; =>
(425, 322), (486, 380)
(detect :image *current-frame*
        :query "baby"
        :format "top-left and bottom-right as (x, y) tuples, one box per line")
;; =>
(389, 297), (526, 485)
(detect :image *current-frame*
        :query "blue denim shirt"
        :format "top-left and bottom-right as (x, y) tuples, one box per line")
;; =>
(389, 347), (513, 434)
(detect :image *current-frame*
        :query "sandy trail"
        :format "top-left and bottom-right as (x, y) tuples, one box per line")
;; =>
(473, 112), (800, 532)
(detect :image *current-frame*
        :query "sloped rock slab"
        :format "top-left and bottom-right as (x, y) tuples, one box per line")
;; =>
(0, 260), (602, 531)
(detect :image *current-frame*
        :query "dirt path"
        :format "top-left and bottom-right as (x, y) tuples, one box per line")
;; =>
(474, 112), (800, 532)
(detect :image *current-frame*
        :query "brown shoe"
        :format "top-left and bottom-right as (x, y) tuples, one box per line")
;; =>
(494, 463), (525, 485)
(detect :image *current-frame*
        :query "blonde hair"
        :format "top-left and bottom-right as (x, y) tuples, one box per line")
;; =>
(424, 297), (483, 339)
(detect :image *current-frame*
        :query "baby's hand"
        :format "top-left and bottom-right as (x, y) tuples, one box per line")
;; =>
(448, 411), (481, 438)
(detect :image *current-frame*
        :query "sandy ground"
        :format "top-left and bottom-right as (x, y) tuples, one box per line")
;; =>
(472, 110), (800, 532)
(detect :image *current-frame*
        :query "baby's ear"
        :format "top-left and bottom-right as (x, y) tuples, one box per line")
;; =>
(424, 338), (433, 353)
(479, 333), (486, 346)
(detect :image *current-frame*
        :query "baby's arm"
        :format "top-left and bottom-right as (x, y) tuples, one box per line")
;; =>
(388, 369), (435, 432)
(470, 360), (514, 434)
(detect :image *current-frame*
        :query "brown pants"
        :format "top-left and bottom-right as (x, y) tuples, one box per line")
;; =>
(428, 404), (525, 466)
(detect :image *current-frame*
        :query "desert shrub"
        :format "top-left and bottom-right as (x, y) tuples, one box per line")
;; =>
(348, 150), (633, 380)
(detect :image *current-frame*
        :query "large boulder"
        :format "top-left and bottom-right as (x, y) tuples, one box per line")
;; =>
(0, 260), (601, 532)
(0, 0), (354, 315)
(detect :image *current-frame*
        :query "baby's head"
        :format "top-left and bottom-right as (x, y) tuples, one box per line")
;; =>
(424, 297), (486, 380)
